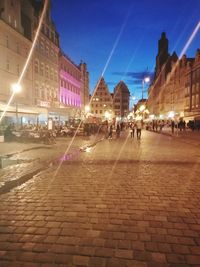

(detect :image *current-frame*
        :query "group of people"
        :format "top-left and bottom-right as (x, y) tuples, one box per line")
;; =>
(129, 120), (143, 140)
(106, 120), (143, 140)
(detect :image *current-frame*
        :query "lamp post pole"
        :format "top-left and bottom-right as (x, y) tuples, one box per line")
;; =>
(11, 83), (22, 129)
(142, 77), (150, 100)
(142, 80), (144, 100)
(16, 101), (19, 128)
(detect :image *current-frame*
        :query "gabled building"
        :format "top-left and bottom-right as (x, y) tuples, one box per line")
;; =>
(113, 81), (130, 119)
(90, 77), (114, 120)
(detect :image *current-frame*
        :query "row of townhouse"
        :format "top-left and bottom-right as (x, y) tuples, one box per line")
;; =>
(148, 32), (200, 122)
(0, 0), (89, 127)
(90, 77), (130, 121)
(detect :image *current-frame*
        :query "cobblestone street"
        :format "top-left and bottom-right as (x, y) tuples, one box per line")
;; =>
(0, 130), (200, 267)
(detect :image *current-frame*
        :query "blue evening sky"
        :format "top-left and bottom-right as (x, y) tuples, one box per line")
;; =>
(51, 0), (200, 104)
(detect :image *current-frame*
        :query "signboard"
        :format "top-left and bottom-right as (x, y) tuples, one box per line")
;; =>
(37, 100), (50, 108)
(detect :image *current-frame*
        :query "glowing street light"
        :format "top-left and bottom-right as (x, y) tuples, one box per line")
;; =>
(85, 105), (90, 113)
(168, 111), (175, 119)
(144, 77), (150, 83)
(11, 83), (22, 93)
(139, 105), (146, 112)
(142, 76), (150, 100)
(104, 111), (111, 120)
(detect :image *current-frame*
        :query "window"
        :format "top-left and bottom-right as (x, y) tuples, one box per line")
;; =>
(54, 71), (58, 81)
(41, 84), (45, 99)
(16, 43), (19, 53)
(40, 41), (44, 51)
(34, 60), (39, 73)
(46, 86), (50, 100)
(50, 68), (53, 80)
(196, 94), (199, 107)
(46, 46), (49, 56)
(46, 65), (49, 78)
(35, 82), (39, 98)
(40, 62), (44, 76)
(6, 35), (9, 47)
(16, 64), (19, 75)
(192, 95), (195, 108)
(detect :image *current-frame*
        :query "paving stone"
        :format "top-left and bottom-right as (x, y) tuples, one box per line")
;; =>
(1, 132), (200, 266)
(185, 255), (200, 265)
(73, 255), (89, 266)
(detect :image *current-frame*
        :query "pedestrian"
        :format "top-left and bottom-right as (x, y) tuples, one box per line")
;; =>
(136, 120), (142, 140)
(108, 124), (113, 139)
(116, 123), (120, 138)
(171, 120), (175, 134)
(130, 123), (135, 138)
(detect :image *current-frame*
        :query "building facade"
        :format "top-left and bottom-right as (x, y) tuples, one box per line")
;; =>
(147, 32), (200, 121)
(32, 0), (60, 123)
(79, 62), (89, 108)
(90, 77), (114, 120)
(0, 0), (90, 127)
(0, 0), (35, 125)
(185, 49), (200, 120)
(113, 81), (130, 119)
(59, 52), (81, 122)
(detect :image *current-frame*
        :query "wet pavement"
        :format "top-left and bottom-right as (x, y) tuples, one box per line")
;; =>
(0, 135), (104, 196)
(0, 130), (200, 266)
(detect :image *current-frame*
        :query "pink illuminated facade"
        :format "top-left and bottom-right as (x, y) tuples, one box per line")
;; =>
(59, 52), (82, 109)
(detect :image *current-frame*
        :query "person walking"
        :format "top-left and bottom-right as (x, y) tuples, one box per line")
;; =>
(116, 123), (120, 138)
(136, 120), (142, 140)
(171, 120), (175, 134)
(130, 123), (135, 138)
(108, 124), (113, 139)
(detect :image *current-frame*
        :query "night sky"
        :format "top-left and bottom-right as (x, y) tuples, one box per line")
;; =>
(51, 0), (200, 104)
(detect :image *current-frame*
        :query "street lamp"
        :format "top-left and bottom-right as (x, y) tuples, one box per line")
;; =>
(142, 76), (150, 100)
(11, 83), (22, 128)
(11, 83), (22, 94)
(104, 111), (111, 120)
(85, 105), (90, 113)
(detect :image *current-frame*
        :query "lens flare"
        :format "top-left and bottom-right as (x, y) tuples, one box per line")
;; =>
(148, 21), (200, 100)
(47, 7), (132, 185)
